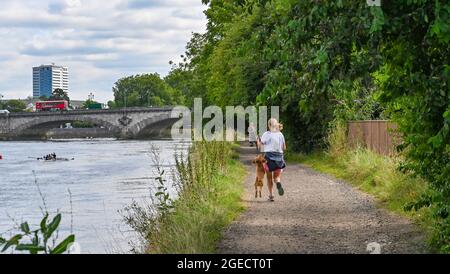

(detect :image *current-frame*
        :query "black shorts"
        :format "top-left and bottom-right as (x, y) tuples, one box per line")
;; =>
(264, 153), (286, 172)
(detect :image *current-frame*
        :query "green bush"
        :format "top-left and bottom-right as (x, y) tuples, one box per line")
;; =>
(113, 73), (185, 108)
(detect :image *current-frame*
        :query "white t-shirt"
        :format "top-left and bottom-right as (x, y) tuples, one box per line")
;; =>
(260, 131), (285, 153)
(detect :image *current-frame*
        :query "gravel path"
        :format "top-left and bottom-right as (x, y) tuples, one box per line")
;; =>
(217, 145), (427, 254)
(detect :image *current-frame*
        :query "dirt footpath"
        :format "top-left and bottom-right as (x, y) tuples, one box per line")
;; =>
(217, 145), (427, 254)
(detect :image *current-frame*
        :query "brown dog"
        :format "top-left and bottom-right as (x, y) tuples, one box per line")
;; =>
(252, 154), (267, 198)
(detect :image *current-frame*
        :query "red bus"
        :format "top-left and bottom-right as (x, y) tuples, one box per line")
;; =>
(35, 100), (69, 112)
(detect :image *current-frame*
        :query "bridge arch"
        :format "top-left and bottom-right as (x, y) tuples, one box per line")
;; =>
(1, 107), (177, 139)
(128, 113), (178, 138)
(13, 115), (121, 136)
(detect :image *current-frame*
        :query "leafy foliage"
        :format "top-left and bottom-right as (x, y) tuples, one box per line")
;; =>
(0, 213), (75, 254)
(164, 0), (449, 252)
(167, 0), (383, 151)
(373, 0), (449, 252)
(112, 73), (184, 108)
(51, 88), (70, 102)
(71, 120), (95, 128)
(81, 99), (100, 110)
(122, 142), (242, 253)
(1, 99), (27, 112)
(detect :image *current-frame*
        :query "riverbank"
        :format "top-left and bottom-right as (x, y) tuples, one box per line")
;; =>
(124, 141), (247, 254)
(218, 144), (427, 253)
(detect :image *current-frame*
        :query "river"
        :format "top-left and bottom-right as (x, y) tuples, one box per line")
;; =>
(0, 139), (189, 254)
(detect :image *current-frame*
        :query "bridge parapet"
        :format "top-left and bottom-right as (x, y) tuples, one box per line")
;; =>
(0, 107), (176, 139)
(5, 107), (174, 117)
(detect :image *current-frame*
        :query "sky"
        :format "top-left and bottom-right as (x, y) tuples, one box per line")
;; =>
(0, 0), (207, 102)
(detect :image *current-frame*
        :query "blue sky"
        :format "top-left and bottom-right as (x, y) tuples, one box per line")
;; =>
(0, 0), (206, 102)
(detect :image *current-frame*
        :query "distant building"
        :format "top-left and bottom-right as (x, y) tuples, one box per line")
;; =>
(33, 63), (68, 98)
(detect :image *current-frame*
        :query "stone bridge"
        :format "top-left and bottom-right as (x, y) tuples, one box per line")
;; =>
(0, 107), (178, 140)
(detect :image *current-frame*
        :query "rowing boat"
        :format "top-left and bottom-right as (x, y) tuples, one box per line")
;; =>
(36, 157), (74, 161)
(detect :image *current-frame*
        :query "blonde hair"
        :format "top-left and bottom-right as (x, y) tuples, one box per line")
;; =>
(268, 118), (279, 132)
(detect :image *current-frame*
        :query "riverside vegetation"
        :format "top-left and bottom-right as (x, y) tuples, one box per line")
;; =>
(122, 141), (246, 253)
(4, 0), (448, 254)
(159, 0), (448, 253)
(110, 0), (448, 252)
(0, 213), (75, 254)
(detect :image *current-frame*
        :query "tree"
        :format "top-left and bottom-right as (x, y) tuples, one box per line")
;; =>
(166, 0), (449, 251)
(107, 100), (116, 109)
(168, 0), (380, 151)
(50, 88), (70, 102)
(4, 100), (26, 112)
(81, 99), (99, 109)
(112, 73), (184, 108)
(373, 0), (449, 251)
(149, 96), (163, 107)
(164, 67), (196, 107)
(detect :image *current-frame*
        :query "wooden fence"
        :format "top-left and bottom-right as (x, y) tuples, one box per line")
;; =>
(347, 120), (400, 156)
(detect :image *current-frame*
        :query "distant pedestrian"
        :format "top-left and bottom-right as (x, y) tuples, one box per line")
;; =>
(248, 122), (257, 148)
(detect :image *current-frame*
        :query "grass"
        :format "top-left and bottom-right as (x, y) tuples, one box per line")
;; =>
(122, 141), (246, 254)
(148, 159), (246, 253)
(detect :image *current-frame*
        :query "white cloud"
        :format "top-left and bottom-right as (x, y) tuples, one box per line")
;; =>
(0, 0), (206, 102)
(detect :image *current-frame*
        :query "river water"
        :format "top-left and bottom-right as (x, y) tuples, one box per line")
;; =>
(0, 139), (189, 254)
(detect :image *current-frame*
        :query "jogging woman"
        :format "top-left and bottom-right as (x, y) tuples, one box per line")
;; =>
(257, 118), (286, 202)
